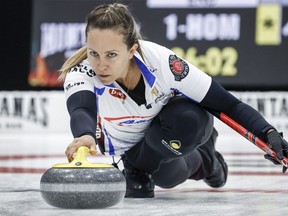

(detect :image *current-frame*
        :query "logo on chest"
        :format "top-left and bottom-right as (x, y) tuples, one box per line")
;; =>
(109, 89), (126, 101)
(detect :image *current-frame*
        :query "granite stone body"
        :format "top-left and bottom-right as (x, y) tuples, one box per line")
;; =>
(40, 167), (126, 209)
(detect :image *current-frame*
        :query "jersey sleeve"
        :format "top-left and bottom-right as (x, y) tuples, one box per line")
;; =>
(157, 45), (212, 103)
(63, 61), (98, 140)
(64, 60), (97, 100)
(200, 79), (274, 140)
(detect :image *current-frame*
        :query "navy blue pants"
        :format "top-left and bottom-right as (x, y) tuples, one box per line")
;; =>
(125, 96), (217, 188)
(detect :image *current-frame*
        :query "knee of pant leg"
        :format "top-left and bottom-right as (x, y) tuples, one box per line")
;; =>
(159, 97), (210, 132)
(152, 172), (179, 188)
(152, 98), (214, 153)
(170, 108), (212, 148)
(152, 159), (190, 189)
(153, 168), (191, 188)
(176, 109), (205, 134)
(154, 181), (178, 189)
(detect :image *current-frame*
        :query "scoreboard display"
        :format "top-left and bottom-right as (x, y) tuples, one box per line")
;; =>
(29, 0), (288, 90)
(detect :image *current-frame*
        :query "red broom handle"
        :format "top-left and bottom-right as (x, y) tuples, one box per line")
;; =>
(208, 109), (288, 167)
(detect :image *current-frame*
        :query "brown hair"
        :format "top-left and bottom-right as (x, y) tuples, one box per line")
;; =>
(59, 3), (143, 80)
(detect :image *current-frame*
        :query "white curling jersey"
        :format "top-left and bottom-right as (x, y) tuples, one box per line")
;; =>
(64, 40), (212, 155)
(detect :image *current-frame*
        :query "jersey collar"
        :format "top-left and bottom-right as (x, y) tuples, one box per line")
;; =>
(133, 52), (156, 89)
(133, 52), (160, 105)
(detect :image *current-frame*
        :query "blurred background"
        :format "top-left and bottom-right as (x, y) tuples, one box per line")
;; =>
(1, 2), (288, 215)
(1, 0), (288, 168)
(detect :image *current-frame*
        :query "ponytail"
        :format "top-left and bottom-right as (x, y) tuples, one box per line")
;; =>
(58, 46), (87, 80)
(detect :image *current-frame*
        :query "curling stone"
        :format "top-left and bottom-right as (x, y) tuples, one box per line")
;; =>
(40, 146), (126, 209)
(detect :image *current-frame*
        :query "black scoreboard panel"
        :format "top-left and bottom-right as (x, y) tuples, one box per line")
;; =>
(28, 0), (288, 90)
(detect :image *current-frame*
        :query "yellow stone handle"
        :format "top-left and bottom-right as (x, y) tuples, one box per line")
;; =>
(73, 146), (90, 164)
(52, 146), (113, 168)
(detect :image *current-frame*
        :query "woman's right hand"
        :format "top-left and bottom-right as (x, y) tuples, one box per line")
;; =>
(65, 135), (97, 162)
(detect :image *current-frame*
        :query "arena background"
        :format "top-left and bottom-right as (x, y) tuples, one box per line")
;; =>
(1, 0), (288, 136)
(1, 1), (288, 214)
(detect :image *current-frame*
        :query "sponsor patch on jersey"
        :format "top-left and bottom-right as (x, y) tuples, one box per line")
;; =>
(168, 55), (189, 81)
(109, 89), (126, 101)
(69, 64), (96, 77)
(65, 81), (85, 91)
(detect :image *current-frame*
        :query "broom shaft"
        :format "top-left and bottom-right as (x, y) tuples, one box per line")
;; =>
(207, 109), (288, 167)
